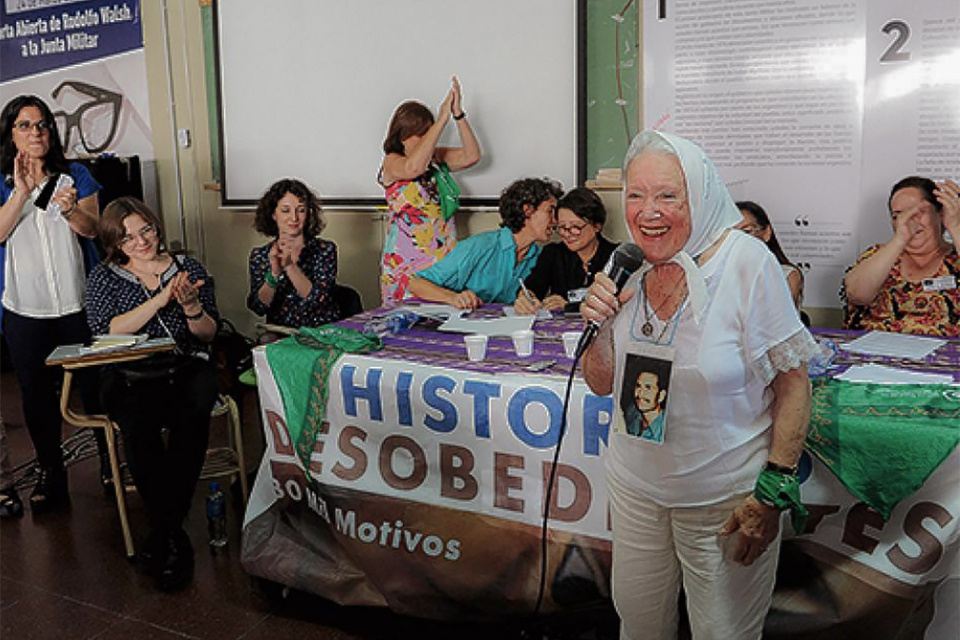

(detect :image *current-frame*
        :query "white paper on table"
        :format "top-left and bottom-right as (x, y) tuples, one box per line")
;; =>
(840, 331), (946, 360)
(836, 363), (957, 386)
(398, 304), (464, 321)
(438, 315), (535, 337)
(84, 334), (149, 352)
(503, 305), (551, 320)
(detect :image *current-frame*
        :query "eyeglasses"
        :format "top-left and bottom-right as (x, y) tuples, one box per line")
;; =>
(557, 222), (589, 236)
(52, 80), (122, 154)
(119, 224), (158, 248)
(13, 120), (52, 134)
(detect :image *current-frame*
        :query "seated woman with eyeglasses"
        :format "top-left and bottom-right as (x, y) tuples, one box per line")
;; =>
(247, 178), (339, 338)
(85, 197), (220, 592)
(515, 187), (618, 315)
(408, 178), (563, 309)
(735, 201), (804, 309)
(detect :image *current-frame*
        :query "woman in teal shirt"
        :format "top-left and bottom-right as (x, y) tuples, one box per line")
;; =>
(408, 178), (563, 309)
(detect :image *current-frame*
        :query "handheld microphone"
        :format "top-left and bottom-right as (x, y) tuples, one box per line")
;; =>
(575, 242), (645, 358)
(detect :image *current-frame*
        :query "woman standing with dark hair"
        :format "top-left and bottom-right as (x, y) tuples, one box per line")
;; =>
(735, 200), (804, 308)
(842, 176), (959, 336)
(408, 177), (563, 309)
(516, 186), (618, 314)
(379, 77), (481, 305)
(247, 178), (339, 331)
(0, 95), (103, 512)
(86, 197), (219, 591)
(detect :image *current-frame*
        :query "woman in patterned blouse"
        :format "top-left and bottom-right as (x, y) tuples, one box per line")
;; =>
(85, 197), (220, 592)
(247, 179), (339, 334)
(842, 176), (960, 337)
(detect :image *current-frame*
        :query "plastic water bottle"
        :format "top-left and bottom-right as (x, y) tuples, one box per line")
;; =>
(44, 174), (74, 220)
(206, 481), (228, 548)
(807, 338), (839, 377)
(362, 310), (420, 338)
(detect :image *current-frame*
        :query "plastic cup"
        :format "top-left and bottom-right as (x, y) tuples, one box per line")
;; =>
(562, 331), (580, 359)
(464, 335), (488, 362)
(511, 329), (535, 357)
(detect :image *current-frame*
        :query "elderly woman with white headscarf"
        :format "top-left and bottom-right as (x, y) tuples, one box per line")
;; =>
(581, 131), (818, 640)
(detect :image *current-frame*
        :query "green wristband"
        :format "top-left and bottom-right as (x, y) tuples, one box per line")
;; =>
(754, 468), (808, 534)
(264, 271), (279, 288)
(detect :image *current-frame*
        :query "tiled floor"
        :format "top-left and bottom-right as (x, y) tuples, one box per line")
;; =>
(0, 368), (618, 640)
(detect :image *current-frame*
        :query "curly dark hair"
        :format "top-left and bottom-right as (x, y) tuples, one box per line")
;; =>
(1, 95), (70, 181)
(888, 176), (941, 214)
(100, 196), (167, 265)
(382, 101), (435, 156)
(558, 186), (606, 226)
(253, 178), (325, 238)
(498, 177), (564, 232)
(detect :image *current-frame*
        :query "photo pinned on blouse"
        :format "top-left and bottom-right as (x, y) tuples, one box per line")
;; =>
(615, 343), (674, 444)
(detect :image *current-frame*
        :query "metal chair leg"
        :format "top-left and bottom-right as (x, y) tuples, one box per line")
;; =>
(59, 370), (135, 559)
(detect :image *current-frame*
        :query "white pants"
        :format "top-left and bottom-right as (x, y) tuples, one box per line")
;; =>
(608, 474), (781, 640)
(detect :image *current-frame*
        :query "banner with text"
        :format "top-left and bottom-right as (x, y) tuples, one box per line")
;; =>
(0, 0), (153, 161)
(242, 348), (958, 631)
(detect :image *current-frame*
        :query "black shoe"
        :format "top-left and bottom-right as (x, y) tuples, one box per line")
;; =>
(137, 528), (168, 575)
(0, 485), (24, 519)
(29, 466), (68, 514)
(156, 529), (194, 592)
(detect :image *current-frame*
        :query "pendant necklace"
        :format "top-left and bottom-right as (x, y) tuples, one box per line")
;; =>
(128, 259), (167, 294)
(640, 272), (688, 341)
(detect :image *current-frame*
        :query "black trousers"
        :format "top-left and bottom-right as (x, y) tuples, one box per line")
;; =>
(2, 309), (101, 469)
(100, 357), (218, 531)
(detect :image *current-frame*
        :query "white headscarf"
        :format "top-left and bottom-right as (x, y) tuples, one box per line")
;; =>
(623, 130), (742, 323)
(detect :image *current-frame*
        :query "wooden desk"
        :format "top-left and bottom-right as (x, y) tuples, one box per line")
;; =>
(46, 339), (175, 558)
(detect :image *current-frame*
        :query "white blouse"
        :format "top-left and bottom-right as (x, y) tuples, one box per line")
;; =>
(606, 232), (818, 507)
(780, 264), (803, 306)
(2, 182), (86, 318)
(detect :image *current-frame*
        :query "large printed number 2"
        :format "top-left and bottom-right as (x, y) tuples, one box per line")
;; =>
(880, 20), (911, 63)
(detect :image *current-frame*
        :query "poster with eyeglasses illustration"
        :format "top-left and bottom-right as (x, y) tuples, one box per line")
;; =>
(0, 0), (154, 161)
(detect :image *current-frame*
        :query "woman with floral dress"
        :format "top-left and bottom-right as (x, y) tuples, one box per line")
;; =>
(379, 76), (481, 305)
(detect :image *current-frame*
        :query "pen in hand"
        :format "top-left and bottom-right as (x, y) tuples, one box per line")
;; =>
(517, 278), (538, 307)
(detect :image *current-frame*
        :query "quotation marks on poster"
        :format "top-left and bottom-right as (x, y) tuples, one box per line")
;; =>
(794, 215), (810, 227)
(797, 262), (812, 272)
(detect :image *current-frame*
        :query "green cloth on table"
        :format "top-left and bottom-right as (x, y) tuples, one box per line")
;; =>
(806, 378), (960, 520)
(266, 326), (382, 469)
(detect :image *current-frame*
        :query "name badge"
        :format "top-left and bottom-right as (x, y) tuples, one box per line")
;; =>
(568, 287), (588, 303)
(922, 275), (957, 292)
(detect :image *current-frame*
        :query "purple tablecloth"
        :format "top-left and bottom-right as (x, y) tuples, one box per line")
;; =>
(339, 305), (587, 380)
(812, 327), (960, 380)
